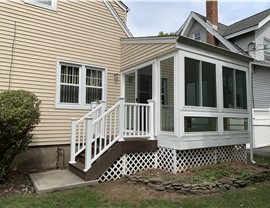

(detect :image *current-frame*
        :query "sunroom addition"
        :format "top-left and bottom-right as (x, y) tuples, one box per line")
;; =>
(121, 36), (251, 150)
(69, 36), (252, 181)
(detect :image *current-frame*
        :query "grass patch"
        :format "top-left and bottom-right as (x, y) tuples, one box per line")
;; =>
(0, 183), (270, 208)
(252, 154), (270, 165)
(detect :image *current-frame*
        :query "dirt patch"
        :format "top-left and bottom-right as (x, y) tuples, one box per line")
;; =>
(0, 171), (35, 199)
(92, 179), (187, 206)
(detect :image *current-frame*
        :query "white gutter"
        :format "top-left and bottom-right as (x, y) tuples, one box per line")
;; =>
(249, 61), (256, 164)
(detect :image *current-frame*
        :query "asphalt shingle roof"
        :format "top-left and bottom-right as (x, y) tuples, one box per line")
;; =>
(194, 8), (270, 37)
(223, 8), (270, 36)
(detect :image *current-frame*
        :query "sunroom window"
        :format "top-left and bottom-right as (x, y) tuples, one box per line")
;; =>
(223, 118), (248, 131)
(184, 117), (217, 132)
(185, 57), (216, 107)
(26, 0), (57, 10)
(223, 67), (247, 109)
(57, 62), (105, 108)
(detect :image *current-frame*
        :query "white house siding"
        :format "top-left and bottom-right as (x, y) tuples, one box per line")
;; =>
(187, 21), (207, 43)
(0, 1), (127, 145)
(229, 32), (255, 54)
(255, 21), (270, 61)
(253, 65), (270, 108)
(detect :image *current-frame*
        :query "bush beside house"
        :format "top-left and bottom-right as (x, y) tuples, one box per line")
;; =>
(0, 90), (40, 182)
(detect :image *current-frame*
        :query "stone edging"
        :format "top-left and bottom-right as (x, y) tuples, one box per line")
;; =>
(125, 170), (270, 195)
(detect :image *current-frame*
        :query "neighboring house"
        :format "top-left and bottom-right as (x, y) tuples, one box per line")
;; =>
(178, 1), (270, 110)
(1, 0), (252, 182)
(178, 0), (270, 151)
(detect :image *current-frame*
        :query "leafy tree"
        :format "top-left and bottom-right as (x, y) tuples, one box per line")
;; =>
(158, 31), (176, 36)
(0, 90), (41, 182)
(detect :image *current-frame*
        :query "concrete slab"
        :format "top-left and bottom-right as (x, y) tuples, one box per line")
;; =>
(29, 169), (98, 194)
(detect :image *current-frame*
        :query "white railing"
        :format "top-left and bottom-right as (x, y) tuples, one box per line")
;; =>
(70, 101), (106, 164)
(84, 100), (122, 170)
(70, 98), (155, 172)
(124, 101), (154, 137)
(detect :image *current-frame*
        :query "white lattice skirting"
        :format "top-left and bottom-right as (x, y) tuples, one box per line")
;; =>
(99, 144), (247, 182)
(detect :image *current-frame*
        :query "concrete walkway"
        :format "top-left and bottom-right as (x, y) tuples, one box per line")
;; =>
(29, 169), (98, 194)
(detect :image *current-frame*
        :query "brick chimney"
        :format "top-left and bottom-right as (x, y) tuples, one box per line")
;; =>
(206, 0), (218, 46)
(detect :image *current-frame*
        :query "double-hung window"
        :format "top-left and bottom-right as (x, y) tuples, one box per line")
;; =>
(223, 67), (247, 109)
(57, 62), (105, 108)
(185, 57), (216, 107)
(26, 0), (57, 10)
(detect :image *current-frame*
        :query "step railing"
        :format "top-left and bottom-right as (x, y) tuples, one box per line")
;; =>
(69, 101), (106, 164)
(84, 100), (123, 170)
(71, 98), (155, 171)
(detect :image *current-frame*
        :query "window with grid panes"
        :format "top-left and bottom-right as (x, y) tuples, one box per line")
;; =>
(57, 62), (105, 108)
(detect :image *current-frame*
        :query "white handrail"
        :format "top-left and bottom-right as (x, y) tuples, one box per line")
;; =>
(71, 98), (155, 172)
(69, 101), (106, 164)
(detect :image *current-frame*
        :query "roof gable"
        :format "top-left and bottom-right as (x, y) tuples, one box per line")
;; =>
(177, 12), (241, 54)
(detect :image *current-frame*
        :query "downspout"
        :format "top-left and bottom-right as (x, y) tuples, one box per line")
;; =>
(249, 62), (256, 164)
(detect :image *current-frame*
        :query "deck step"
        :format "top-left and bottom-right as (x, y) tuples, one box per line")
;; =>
(69, 139), (157, 181)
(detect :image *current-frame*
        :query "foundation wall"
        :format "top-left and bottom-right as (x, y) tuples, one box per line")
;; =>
(16, 145), (70, 171)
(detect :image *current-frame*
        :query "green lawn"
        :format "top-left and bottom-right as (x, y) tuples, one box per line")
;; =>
(1, 182), (270, 208)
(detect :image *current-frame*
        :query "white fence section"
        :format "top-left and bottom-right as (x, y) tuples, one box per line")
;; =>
(253, 109), (270, 149)
(69, 98), (155, 172)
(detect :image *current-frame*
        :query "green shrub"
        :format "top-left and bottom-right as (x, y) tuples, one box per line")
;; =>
(0, 90), (41, 182)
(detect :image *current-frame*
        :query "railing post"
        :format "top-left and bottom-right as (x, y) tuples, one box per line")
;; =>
(100, 100), (106, 138)
(84, 117), (93, 171)
(70, 118), (77, 164)
(91, 101), (97, 110)
(148, 100), (155, 140)
(118, 98), (125, 141)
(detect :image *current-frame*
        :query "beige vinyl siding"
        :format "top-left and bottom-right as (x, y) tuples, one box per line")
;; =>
(110, 1), (126, 23)
(121, 42), (176, 70)
(0, 1), (127, 145)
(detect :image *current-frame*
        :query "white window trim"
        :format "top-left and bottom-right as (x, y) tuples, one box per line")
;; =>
(55, 61), (106, 109)
(25, 0), (58, 11)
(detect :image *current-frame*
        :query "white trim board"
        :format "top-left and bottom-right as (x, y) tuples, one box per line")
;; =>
(104, 0), (133, 37)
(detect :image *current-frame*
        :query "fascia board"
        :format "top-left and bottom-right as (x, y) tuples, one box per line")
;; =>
(114, 0), (129, 12)
(104, 0), (133, 37)
(179, 13), (195, 36)
(225, 25), (258, 39)
(258, 15), (270, 28)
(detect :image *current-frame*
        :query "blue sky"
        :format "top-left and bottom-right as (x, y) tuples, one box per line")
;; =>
(123, 1), (270, 37)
